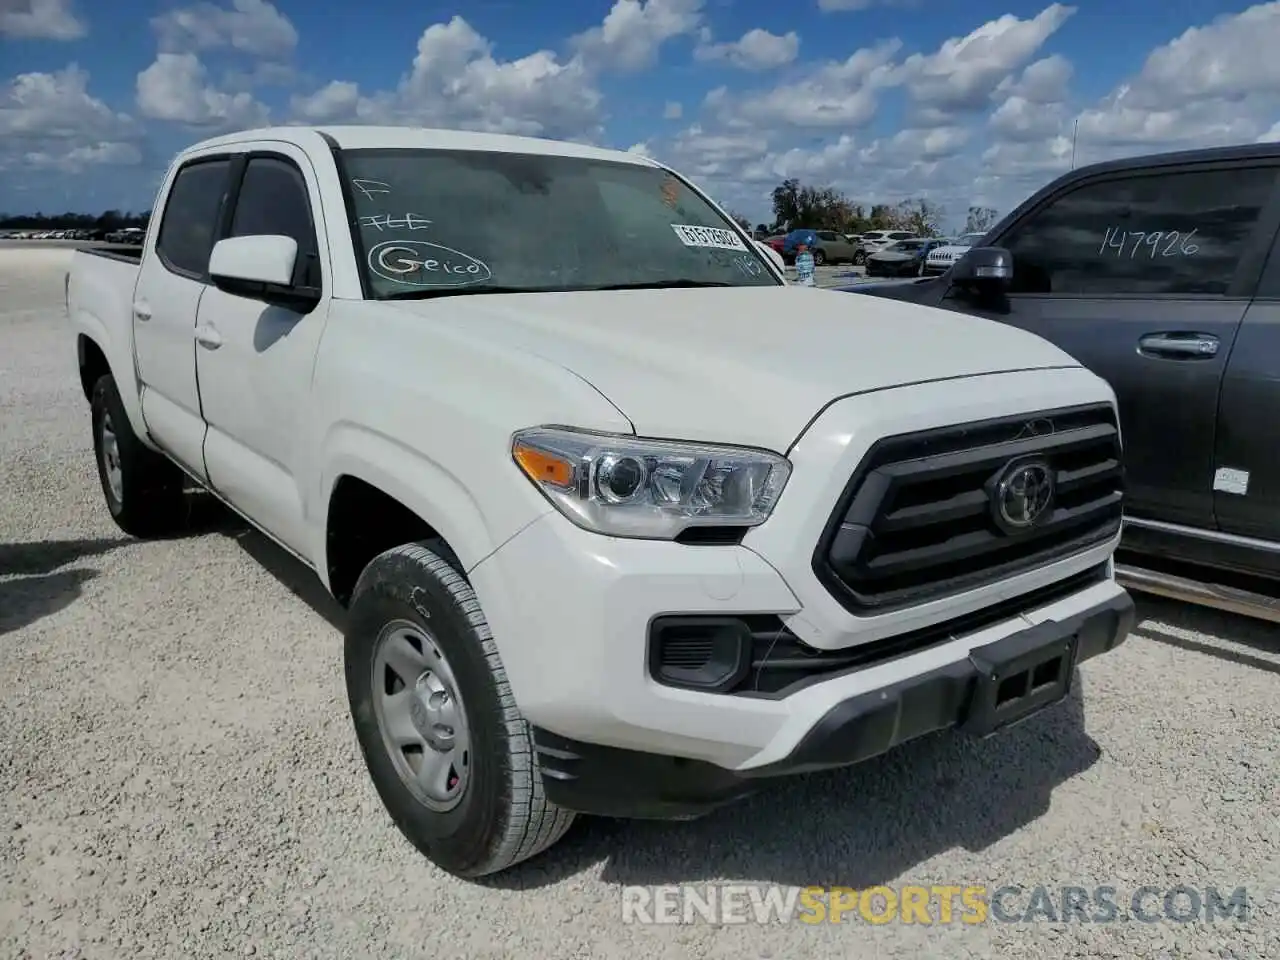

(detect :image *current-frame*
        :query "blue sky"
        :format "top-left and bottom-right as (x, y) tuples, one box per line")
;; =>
(2, 0), (1278, 229)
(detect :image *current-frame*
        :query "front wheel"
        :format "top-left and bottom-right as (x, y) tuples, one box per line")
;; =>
(853, 251), (866, 266)
(812, 249), (826, 266)
(344, 541), (576, 878)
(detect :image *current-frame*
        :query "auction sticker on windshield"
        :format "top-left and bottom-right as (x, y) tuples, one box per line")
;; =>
(671, 224), (747, 251)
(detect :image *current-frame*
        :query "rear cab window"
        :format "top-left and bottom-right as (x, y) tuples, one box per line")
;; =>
(998, 165), (1279, 296)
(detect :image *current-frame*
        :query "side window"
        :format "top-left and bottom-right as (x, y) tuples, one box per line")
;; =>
(818, 230), (838, 242)
(1001, 166), (1278, 296)
(228, 156), (320, 287)
(155, 159), (231, 278)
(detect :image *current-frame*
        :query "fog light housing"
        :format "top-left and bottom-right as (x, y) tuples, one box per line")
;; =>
(648, 616), (752, 692)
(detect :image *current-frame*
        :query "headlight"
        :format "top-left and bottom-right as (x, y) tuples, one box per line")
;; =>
(511, 427), (791, 539)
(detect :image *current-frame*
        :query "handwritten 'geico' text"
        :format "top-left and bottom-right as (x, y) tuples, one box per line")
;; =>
(368, 240), (492, 288)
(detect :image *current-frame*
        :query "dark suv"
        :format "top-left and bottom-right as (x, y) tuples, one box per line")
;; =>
(843, 142), (1280, 623)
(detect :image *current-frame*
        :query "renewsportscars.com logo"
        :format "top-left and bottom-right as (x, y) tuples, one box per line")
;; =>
(620, 884), (1253, 926)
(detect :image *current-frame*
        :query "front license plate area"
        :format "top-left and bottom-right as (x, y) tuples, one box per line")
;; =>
(961, 620), (1078, 737)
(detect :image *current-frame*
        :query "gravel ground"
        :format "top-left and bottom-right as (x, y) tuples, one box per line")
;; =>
(1, 247), (1277, 960)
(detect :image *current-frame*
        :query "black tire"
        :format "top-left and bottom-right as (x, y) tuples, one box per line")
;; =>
(813, 249), (826, 266)
(90, 374), (187, 538)
(853, 251), (866, 266)
(344, 541), (575, 878)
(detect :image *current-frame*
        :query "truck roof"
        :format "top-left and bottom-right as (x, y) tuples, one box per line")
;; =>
(178, 124), (661, 168)
(1058, 140), (1280, 187)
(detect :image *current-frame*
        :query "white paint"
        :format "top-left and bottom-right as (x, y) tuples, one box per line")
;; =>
(670, 223), (746, 251)
(1213, 466), (1250, 495)
(65, 122), (1126, 776)
(209, 235), (297, 286)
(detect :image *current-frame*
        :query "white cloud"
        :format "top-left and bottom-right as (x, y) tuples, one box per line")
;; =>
(0, 65), (142, 175)
(136, 52), (270, 129)
(695, 27), (799, 70)
(288, 15), (603, 141)
(817, 0), (915, 10)
(703, 38), (901, 131)
(1072, 2), (1280, 155)
(572, 0), (704, 72)
(151, 0), (297, 60)
(0, 0), (85, 39)
(895, 4), (1075, 111)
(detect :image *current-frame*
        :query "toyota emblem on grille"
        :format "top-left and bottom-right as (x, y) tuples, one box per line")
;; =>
(993, 458), (1055, 531)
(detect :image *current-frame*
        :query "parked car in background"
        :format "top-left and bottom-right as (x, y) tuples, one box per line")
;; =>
(854, 230), (919, 265)
(781, 228), (859, 265)
(764, 233), (787, 255)
(865, 238), (945, 277)
(924, 232), (988, 275)
(844, 140), (1280, 624)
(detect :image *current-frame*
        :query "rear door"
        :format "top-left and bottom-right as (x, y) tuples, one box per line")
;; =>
(1213, 232), (1280, 543)
(131, 153), (234, 478)
(938, 161), (1280, 528)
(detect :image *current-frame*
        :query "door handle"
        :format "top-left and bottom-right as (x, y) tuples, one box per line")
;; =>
(132, 301), (152, 321)
(194, 324), (223, 349)
(1137, 333), (1219, 359)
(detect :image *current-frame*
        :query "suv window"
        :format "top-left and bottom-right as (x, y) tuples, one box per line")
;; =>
(888, 232), (914, 241)
(817, 231), (839, 241)
(156, 158), (231, 277)
(228, 156), (320, 287)
(1001, 166), (1278, 296)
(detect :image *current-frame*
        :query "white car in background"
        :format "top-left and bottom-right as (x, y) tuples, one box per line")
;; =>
(923, 232), (988, 275)
(853, 230), (920, 265)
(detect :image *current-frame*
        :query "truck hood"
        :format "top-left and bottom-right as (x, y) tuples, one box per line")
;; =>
(384, 285), (1078, 452)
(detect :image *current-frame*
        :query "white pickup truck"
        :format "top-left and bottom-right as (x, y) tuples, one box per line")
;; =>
(66, 124), (1135, 879)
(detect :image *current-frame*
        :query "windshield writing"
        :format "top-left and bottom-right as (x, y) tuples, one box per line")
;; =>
(341, 149), (779, 299)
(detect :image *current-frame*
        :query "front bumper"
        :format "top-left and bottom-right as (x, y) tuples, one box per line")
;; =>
(533, 587), (1133, 819)
(466, 367), (1128, 808)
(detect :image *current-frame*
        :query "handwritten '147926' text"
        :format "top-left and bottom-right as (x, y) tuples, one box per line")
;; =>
(1099, 227), (1200, 258)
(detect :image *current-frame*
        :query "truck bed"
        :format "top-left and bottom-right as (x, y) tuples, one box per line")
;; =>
(80, 244), (143, 264)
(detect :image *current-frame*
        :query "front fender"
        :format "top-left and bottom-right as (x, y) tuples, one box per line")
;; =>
(314, 423), (551, 585)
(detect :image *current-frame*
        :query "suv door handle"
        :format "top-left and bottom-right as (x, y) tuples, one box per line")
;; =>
(132, 301), (152, 321)
(1137, 333), (1219, 359)
(194, 324), (223, 349)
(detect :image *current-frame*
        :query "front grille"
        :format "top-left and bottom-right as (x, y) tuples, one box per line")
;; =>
(812, 403), (1123, 613)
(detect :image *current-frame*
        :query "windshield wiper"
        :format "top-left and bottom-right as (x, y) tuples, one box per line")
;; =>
(380, 284), (543, 301)
(583, 279), (739, 291)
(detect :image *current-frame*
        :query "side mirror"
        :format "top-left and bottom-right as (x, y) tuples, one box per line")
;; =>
(209, 234), (319, 309)
(950, 246), (1013, 291)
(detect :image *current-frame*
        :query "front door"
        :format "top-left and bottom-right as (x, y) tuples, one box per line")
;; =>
(938, 162), (1280, 528)
(194, 147), (330, 555)
(131, 155), (233, 478)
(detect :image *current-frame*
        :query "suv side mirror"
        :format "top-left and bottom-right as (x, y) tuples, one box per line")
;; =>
(950, 246), (1013, 291)
(209, 234), (320, 310)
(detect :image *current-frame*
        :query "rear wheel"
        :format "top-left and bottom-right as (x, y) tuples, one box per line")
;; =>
(813, 249), (826, 266)
(344, 541), (575, 878)
(90, 374), (187, 538)
(853, 250), (866, 266)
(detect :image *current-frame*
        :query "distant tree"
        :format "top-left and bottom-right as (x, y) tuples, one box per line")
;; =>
(726, 210), (752, 232)
(964, 205), (999, 234)
(892, 198), (945, 236)
(0, 208), (149, 232)
(754, 222), (771, 237)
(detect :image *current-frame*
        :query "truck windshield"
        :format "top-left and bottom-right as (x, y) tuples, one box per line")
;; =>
(340, 148), (780, 299)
